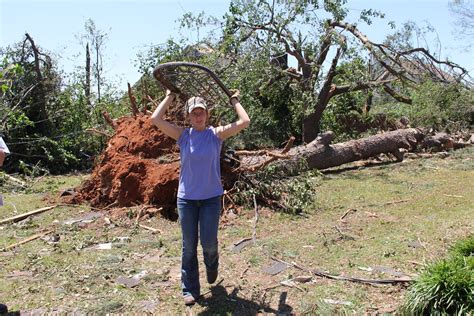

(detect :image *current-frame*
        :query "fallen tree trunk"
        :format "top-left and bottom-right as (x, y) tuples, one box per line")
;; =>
(241, 128), (425, 174)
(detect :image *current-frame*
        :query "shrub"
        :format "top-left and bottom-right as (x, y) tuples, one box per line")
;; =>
(403, 236), (474, 314)
(450, 234), (474, 258)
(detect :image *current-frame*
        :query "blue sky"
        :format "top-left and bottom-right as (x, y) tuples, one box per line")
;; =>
(1, 0), (472, 91)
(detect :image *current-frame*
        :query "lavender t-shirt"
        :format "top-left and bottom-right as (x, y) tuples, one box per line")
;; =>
(177, 127), (224, 200)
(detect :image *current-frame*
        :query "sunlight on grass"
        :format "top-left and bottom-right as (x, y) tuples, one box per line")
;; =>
(0, 148), (472, 313)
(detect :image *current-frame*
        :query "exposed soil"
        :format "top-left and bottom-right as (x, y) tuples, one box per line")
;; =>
(71, 114), (181, 208)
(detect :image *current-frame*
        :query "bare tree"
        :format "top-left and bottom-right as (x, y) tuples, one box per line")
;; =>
(449, 0), (474, 49)
(79, 18), (108, 104)
(85, 43), (91, 106)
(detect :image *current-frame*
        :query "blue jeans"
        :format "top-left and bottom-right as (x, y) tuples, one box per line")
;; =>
(177, 195), (221, 299)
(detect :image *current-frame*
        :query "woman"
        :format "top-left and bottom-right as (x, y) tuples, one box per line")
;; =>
(0, 136), (10, 167)
(151, 89), (250, 305)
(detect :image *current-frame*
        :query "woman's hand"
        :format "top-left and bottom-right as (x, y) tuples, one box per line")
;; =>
(151, 89), (184, 140)
(216, 89), (250, 140)
(229, 89), (240, 106)
(166, 89), (177, 100)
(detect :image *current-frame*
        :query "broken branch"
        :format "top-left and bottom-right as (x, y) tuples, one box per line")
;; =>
(2, 229), (54, 251)
(340, 208), (357, 221)
(252, 194), (259, 243)
(138, 224), (162, 234)
(127, 82), (140, 115)
(271, 257), (413, 285)
(0, 205), (56, 225)
(86, 128), (112, 138)
(102, 111), (118, 129)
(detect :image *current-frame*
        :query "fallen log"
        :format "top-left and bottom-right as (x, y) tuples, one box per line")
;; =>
(420, 132), (470, 151)
(241, 128), (425, 173)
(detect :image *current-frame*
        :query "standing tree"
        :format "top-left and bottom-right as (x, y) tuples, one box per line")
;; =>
(214, 0), (468, 142)
(79, 18), (108, 104)
(84, 43), (91, 106)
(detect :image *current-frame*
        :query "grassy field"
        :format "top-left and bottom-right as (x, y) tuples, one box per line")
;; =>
(0, 147), (473, 314)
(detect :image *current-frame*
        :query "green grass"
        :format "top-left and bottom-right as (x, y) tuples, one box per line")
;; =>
(450, 235), (474, 257)
(404, 255), (474, 314)
(403, 234), (474, 314)
(0, 147), (473, 314)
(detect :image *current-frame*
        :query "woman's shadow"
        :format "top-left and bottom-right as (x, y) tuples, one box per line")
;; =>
(196, 284), (293, 315)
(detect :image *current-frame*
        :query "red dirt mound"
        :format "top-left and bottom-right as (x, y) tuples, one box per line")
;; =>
(73, 113), (181, 207)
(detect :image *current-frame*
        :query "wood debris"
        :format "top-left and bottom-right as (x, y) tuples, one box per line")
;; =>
(139, 224), (162, 234)
(0, 205), (56, 225)
(2, 229), (54, 252)
(271, 257), (413, 284)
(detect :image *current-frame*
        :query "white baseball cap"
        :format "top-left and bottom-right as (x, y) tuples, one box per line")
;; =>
(186, 96), (207, 113)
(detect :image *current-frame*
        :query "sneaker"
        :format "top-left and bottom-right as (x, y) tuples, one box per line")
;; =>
(206, 269), (218, 284)
(183, 295), (196, 306)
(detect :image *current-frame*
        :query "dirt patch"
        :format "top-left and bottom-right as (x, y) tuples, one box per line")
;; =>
(71, 114), (180, 208)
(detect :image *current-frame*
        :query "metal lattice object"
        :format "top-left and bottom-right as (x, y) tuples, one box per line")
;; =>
(153, 62), (233, 110)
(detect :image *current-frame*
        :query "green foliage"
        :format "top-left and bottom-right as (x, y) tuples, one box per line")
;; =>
(373, 80), (474, 132)
(1, 31), (122, 174)
(320, 90), (368, 141)
(410, 80), (473, 131)
(450, 235), (474, 257)
(218, 52), (302, 149)
(139, 0), (394, 146)
(319, 58), (376, 140)
(233, 161), (319, 214)
(404, 235), (474, 314)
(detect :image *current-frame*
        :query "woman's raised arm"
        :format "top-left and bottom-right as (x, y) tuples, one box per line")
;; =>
(150, 90), (184, 141)
(215, 90), (250, 140)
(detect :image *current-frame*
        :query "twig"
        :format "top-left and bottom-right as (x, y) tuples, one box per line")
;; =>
(233, 237), (253, 246)
(0, 205), (56, 225)
(443, 194), (463, 198)
(333, 225), (357, 240)
(240, 266), (250, 279)
(102, 111), (118, 129)
(86, 128), (112, 138)
(408, 260), (425, 266)
(223, 191), (238, 213)
(235, 150), (289, 158)
(340, 208), (357, 221)
(252, 194), (259, 243)
(2, 173), (26, 187)
(238, 154), (289, 172)
(7, 202), (18, 214)
(104, 201), (118, 210)
(263, 283), (281, 291)
(199, 278), (224, 297)
(28, 174), (47, 189)
(271, 257), (413, 285)
(384, 199), (409, 205)
(128, 82), (140, 115)
(280, 136), (295, 154)
(280, 280), (305, 292)
(2, 229), (54, 251)
(136, 206), (144, 225)
(417, 237), (428, 251)
(138, 224), (162, 234)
